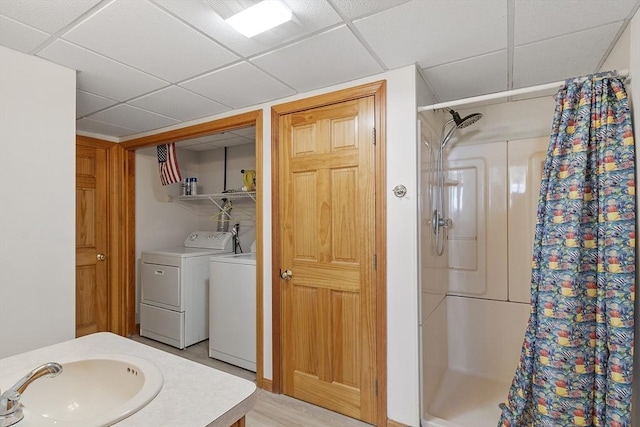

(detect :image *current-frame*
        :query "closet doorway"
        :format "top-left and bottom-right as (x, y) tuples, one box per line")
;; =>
(120, 110), (266, 388)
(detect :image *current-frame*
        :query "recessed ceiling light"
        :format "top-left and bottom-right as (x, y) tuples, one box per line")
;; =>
(226, 0), (292, 38)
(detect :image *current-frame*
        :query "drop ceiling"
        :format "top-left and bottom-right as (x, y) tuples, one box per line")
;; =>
(1, 0), (638, 141)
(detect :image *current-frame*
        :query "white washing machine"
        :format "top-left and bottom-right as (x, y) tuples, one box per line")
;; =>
(209, 252), (257, 371)
(140, 231), (233, 349)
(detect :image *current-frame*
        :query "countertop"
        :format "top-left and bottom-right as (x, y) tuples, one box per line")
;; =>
(0, 332), (257, 427)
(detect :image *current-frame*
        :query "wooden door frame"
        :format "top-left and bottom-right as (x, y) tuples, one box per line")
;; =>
(120, 110), (266, 387)
(271, 81), (387, 425)
(76, 135), (131, 335)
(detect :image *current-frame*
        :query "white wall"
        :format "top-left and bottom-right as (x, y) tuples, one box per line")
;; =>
(0, 46), (76, 358)
(384, 65), (422, 426)
(195, 144), (257, 249)
(135, 146), (200, 253)
(127, 64), (424, 426)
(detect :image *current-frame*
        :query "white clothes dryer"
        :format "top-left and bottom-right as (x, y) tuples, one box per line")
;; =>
(140, 231), (233, 349)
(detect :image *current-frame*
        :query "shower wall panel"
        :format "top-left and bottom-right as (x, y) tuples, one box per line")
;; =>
(446, 141), (508, 300)
(421, 297), (448, 408)
(507, 137), (549, 303)
(446, 295), (530, 381)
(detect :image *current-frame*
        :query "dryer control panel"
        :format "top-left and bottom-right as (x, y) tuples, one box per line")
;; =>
(184, 231), (233, 250)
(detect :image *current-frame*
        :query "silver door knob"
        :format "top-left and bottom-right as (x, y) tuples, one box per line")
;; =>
(280, 269), (293, 281)
(97, 253), (106, 261)
(393, 184), (407, 198)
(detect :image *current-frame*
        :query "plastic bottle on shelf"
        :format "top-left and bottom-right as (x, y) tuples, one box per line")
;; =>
(190, 177), (198, 195)
(184, 178), (191, 196)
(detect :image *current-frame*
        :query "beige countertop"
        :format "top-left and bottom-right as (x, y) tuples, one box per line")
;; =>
(0, 332), (256, 427)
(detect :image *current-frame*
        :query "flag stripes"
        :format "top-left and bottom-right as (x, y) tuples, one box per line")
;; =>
(157, 143), (182, 186)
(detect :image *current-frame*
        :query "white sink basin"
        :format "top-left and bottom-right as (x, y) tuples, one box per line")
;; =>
(18, 354), (163, 427)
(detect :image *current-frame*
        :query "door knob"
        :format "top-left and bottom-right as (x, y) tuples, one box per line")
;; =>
(280, 269), (293, 281)
(97, 253), (106, 261)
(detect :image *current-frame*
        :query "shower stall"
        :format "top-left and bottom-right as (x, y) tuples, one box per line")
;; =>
(419, 109), (549, 426)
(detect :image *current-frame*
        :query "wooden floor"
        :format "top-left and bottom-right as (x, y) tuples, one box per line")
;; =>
(130, 335), (370, 427)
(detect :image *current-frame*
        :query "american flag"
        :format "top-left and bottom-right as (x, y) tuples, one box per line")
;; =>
(157, 143), (182, 186)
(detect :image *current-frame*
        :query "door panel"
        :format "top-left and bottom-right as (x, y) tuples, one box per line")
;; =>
(76, 144), (109, 337)
(279, 96), (377, 422)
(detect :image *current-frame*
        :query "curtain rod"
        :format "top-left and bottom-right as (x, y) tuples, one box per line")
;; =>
(418, 69), (630, 112)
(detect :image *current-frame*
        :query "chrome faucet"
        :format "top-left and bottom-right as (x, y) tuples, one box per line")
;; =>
(0, 362), (62, 427)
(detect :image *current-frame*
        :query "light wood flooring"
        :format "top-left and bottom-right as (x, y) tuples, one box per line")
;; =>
(129, 335), (370, 427)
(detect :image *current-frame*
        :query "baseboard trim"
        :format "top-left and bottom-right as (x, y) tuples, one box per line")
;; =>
(259, 378), (273, 392)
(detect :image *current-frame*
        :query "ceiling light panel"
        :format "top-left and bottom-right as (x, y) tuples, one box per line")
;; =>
(225, 0), (293, 38)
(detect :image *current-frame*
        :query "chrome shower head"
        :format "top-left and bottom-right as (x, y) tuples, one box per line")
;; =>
(450, 110), (483, 129)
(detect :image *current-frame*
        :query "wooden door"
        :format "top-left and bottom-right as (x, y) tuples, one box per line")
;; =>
(76, 142), (110, 336)
(279, 96), (377, 422)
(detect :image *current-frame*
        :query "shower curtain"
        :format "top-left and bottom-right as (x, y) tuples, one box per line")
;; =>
(498, 72), (636, 426)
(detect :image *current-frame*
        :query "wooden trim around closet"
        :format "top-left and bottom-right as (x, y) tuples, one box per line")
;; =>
(121, 110), (266, 386)
(121, 111), (261, 150)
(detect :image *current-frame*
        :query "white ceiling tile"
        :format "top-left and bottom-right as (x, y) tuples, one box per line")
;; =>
(178, 130), (254, 148)
(176, 129), (254, 150)
(154, 0), (342, 58)
(211, 138), (254, 148)
(87, 104), (181, 133)
(76, 117), (140, 138)
(331, 0), (411, 19)
(515, 0), (639, 45)
(128, 86), (231, 121)
(354, 0), (507, 69)
(251, 26), (382, 93)
(62, 0), (239, 82)
(230, 127), (256, 138)
(1, 0), (635, 141)
(513, 22), (622, 88)
(423, 50), (508, 102)
(0, 15), (50, 53)
(0, 0), (101, 33)
(181, 62), (295, 109)
(181, 143), (221, 151)
(37, 40), (168, 101)
(76, 90), (118, 118)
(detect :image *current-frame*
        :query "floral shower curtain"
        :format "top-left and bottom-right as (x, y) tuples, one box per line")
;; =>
(498, 72), (636, 426)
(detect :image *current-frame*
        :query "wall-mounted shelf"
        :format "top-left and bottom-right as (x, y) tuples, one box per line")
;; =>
(170, 191), (256, 214)
(171, 191), (256, 203)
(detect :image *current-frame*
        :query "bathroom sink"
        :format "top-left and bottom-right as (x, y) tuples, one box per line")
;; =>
(18, 354), (163, 427)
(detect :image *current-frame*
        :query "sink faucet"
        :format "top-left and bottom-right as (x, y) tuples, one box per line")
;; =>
(0, 362), (62, 427)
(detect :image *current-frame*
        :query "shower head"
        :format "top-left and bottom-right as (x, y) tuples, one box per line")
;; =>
(450, 110), (483, 129)
(439, 109), (483, 149)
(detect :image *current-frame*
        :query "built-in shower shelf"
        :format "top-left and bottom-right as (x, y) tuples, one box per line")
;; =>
(443, 180), (459, 186)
